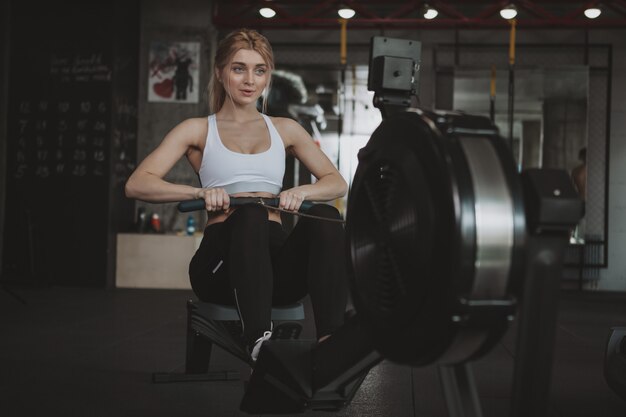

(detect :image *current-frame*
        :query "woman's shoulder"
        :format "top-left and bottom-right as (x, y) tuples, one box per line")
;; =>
(170, 117), (209, 143)
(268, 115), (298, 127)
(268, 116), (306, 138)
(178, 116), (209, 132)
(268, 117), (307, 147)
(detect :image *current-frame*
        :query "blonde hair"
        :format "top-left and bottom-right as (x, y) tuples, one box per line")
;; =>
(209, 28), (274, 114)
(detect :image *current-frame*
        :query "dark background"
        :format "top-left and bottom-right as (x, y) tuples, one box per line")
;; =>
(2, 0), (138, 288)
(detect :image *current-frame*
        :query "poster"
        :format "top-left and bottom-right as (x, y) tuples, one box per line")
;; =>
(148, 41), (200, 103)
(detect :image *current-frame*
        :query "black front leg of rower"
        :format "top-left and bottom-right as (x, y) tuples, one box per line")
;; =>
(510, 169), (584, 417)
(185, 303), (214, 375)
(438, 363), (483, 417)
(153, 300), (243, 383)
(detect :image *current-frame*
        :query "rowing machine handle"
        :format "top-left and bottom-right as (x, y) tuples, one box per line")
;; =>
(177, 197), (315, 213)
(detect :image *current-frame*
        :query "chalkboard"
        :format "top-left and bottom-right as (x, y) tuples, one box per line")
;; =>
(10, 89), (111, 182)
(2, 2), (135, 287)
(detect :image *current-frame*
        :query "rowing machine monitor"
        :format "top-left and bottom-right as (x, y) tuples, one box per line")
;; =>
(368, 36), (421, 117)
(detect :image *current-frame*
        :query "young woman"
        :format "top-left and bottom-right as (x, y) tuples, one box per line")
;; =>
(125, 29), (349, 361)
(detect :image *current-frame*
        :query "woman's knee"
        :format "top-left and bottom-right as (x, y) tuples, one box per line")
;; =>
(226, 204), (271, 249)
(307, 204), (341, 220)
(304, 204), (345, 241)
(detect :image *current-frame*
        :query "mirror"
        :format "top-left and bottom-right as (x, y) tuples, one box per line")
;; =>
(453, 66), (589, 240)
(266, 65), (382, 219)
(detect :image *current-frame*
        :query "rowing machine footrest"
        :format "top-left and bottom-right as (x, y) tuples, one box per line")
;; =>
(152, 300), (305, 383)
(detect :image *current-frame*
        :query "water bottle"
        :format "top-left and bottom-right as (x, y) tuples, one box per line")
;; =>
(186, 215), (196, 236)
(150, 213), (161, 233)
(136, 207), (147, 233)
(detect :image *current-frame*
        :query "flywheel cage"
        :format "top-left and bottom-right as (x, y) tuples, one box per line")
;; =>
(347, 109), (525, 365)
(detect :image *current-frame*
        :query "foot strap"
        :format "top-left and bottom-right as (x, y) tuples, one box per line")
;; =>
(271, 322), (303, 340)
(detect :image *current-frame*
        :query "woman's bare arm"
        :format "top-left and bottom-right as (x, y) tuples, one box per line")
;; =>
(125, 117), (207, 203)
(274, 117), (348, 210)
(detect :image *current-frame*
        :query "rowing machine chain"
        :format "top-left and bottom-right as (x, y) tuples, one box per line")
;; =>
(256, 199), (346, 224)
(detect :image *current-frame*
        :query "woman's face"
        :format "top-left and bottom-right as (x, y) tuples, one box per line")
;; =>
(220, 48), (270, 107)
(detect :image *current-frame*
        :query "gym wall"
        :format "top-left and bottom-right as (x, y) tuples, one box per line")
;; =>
(134, 0), (216, 233)
(1, 0), (139, 288)
(1, 1), (626, 291)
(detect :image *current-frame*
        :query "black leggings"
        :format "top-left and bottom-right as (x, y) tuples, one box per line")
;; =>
(188, 204), (348, 344)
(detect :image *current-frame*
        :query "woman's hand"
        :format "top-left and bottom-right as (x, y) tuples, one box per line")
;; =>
(198, 187), (230, 212)
(279, 188), (307, 212)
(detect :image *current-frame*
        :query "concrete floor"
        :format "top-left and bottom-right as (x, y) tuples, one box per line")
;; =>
(1, 286), (625, 417)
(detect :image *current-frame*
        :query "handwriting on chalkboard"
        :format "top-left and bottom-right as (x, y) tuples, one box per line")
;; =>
(50, 53), (112, 83)
(12, 99), (110, 179)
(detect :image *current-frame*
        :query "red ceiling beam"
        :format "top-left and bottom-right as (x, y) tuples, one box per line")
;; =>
(300, 0), (339, 19)
(386, 0), (422, 19)
(343, 0), (382, 19)
(474, 3), (505, 19)
(607, 0), (626, 17)
(213, 16), (626, 29)
(213, 1), (626, 29)
(564, 1), (599, 19)
(518, 1), (556, 19)
(432, 2), (468, 20)
(260, 1), (292, 19)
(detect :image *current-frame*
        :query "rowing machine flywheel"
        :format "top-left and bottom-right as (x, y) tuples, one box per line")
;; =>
(347, 109), (526, 365)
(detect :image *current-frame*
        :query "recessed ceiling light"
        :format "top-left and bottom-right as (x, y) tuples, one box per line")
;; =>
(584, 7), (601, 19)
(259, 7), (276, 18)
(500, 4), (518, 20)
(423, 6), (438, 20)
(338, 7), (356, 19)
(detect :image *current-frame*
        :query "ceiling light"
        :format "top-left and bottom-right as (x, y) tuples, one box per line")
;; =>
(500, 4), (518, 20)
(584, 7), (601, 19)
(338, 7), (356, 19)
(423, 5), (438, 20)
(259, 7), (276, 18)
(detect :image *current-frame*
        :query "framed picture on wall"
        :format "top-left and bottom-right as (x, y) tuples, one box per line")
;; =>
(148, 41), (200, 103)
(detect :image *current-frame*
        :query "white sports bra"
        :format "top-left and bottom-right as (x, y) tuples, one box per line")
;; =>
(198, 114), (286, 195)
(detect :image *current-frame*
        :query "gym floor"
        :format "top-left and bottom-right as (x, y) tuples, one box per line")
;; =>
(1, 287), (626, 417)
